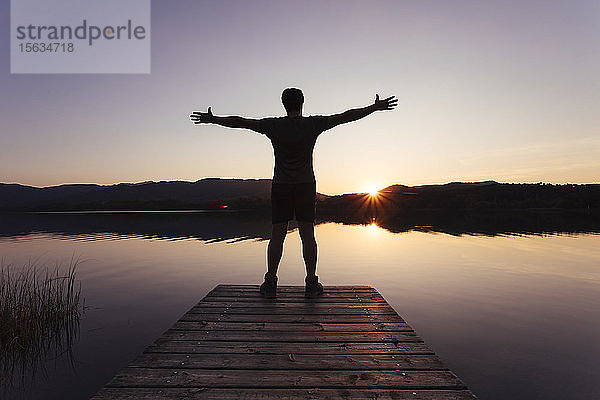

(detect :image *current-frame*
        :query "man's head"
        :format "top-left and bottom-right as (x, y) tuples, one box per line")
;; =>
(281, 88), (304, 114)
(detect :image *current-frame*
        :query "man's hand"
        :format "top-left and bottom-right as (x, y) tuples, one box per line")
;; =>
(373, 94), (398, 111)
(190, 107), (213, 124)
(189, 107), (262, 132)
(324, 93), (398, 130)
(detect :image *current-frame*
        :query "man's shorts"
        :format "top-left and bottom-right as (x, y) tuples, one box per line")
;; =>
(271, 182), (316, 224)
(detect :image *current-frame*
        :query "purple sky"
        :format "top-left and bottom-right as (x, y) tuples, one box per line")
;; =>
(1, 0), (599, 193)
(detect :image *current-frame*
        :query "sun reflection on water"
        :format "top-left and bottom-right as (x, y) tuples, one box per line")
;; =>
(363, 220), (384, 234)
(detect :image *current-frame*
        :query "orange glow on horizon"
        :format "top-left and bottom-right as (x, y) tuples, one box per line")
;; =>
(364, 184), (383, 197)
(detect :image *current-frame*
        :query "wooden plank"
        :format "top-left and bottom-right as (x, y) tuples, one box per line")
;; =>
(206, 288), (382, 295)
(206, 290), (381, 297)
(202, 295), (388, 303)
(206, 290), (383, 297)
(203, 294), (386, 301)
(196, 297), (392, 309)
(105, 368), (467, 389)
(171, 321), (412, 332)
(188, 306), (398, 315)
(179, 313), (405, 323)
(192, 301), (394, 309)
(206, 288), (380, 296)
(207, 285), (381, 296)
(127, 353), (447, 370)
(214, 284), (376, 290)
(93, 388), (478, 399)
(194, 300), (391, 308)
(210, 286), (380, 291)
(161, 329), (421, 343)
(146, 340), (434, 355)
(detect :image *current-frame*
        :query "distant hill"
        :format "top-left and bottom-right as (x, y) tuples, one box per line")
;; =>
(318, 181), (599, 211)
(0, 178), (273, 211)
(1, 179), (598, 212)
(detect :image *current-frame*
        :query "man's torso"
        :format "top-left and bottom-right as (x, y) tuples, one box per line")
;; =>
(258, 115), (329, 184)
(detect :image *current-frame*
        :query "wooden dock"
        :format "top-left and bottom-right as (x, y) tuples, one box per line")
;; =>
(92, 285), (477, 399)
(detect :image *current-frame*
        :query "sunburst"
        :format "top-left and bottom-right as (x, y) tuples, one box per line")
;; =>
(354, 184), (394, 216)
(364, 185), (381, 197)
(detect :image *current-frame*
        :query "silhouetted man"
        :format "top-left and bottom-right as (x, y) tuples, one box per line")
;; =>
(190, 89), (397, 298)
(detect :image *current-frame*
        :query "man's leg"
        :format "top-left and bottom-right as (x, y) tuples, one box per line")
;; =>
(266, 222), (288, 281)
(298, 221), (317, 281)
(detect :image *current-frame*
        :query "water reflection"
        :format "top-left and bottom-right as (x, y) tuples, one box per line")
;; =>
(0, 211), (273, 242)
(0, 213), (598, 400)
(318, 209), (600, 237)
(1, 313), (81, 398)
(0, 261), (83, 397)
(1, 209), (597, 243)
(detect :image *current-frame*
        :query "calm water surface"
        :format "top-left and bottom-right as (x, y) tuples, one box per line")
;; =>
(0, 212), (599, 399)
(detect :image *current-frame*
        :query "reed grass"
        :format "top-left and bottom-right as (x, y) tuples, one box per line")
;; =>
(0, 257), (85, 387)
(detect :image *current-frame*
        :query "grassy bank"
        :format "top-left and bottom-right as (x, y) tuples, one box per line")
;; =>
(0, 258), (85, 386)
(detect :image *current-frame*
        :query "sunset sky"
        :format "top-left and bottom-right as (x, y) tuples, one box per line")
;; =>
(1, 0), (598, 194)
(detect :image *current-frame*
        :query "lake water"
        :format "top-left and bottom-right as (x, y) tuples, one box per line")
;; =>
(1, 211), (599, 399)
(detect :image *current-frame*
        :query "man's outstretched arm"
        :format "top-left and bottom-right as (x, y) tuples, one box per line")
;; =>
(190, 107), (261, 132)
(326, 94), (397, 130)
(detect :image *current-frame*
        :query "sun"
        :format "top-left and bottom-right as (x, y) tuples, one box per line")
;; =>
(364, 184), (380, 196)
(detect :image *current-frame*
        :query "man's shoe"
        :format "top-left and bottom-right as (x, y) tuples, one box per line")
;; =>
(305, 275), (324, 298)
(259, 274), (277, 298)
